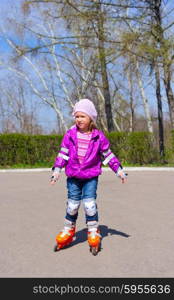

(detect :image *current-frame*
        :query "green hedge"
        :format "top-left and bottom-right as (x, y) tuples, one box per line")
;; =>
(107, 132), (158, 165)
(172, 130), (174, 149)
(0, 134), (62, 167)
(0, 132), (168, 167)
(167, 130), (174, 163)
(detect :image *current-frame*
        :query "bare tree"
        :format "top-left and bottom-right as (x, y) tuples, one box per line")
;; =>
(0, 78), (43, 134)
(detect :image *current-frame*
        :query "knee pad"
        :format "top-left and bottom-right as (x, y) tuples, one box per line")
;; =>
(83, 199), (97, 217)
(66, 199), (80, 216)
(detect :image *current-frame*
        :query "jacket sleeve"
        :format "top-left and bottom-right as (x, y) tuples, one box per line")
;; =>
(99, 132), (121, 173)
(52, 131), (70, 170)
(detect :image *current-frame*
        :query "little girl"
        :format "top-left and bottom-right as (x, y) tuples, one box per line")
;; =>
(51, 99), (127, 255)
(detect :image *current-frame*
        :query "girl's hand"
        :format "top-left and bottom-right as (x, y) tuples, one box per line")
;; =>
(50, 172), (60, 185)
(117, 169), (128, 184)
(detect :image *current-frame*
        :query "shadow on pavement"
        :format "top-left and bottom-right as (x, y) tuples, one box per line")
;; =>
(71, 228), (87, 246)
(99, 225), (130, 239)
(70, 225), (130, 247)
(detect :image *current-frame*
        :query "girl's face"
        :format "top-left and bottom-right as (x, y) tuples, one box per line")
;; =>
(75, 112), (91, 131)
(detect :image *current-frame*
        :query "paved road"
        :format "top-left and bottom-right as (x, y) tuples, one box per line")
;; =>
(0, 170), (174, 278)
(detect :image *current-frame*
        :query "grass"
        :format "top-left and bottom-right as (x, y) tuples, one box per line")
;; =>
(0, 162), (174, 169)
(123, 162), (174, 167)
(0, 162), (53, 169)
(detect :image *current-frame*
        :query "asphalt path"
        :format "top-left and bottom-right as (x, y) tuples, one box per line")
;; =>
(0, 169), (174, 278)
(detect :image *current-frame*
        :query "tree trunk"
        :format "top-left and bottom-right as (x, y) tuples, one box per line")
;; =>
(163, 64), (174, 129)
(136, 61), (153, 133)
(97, 3), (114, 132)
(127, 66), (135, 132)
(154, 64), (165, 158)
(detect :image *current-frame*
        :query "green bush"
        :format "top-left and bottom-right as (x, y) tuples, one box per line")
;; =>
(166, 130), (174, 164)
(126, 132), (158, 165)
(107, 132), (157, 165)
(0, 134), (62, 167)
(0, 131), (172, 167)
(171, 130), (174, 150)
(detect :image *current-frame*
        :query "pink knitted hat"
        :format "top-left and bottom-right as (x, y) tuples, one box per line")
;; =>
(72, 99), (97, 123)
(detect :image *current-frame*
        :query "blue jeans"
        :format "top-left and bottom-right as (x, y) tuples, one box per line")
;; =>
(65, 177), (98, 224)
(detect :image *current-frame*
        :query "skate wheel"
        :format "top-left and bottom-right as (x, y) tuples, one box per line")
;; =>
(54, 245), (58, 252)
(90, 242), (101, 256)
(91, 247), (98, 256)
(54, 244), (61, 252)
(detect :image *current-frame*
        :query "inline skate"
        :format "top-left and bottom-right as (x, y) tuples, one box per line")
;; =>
(54, 225), (76, 251)
(88, 227), (101, 256)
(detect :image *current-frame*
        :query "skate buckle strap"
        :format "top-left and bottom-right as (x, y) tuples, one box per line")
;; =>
(88, 228), (101, 238)
(60, 227), (72, 237)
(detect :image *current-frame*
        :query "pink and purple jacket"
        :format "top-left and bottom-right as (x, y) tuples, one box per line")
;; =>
(53, 125), (121, 179)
